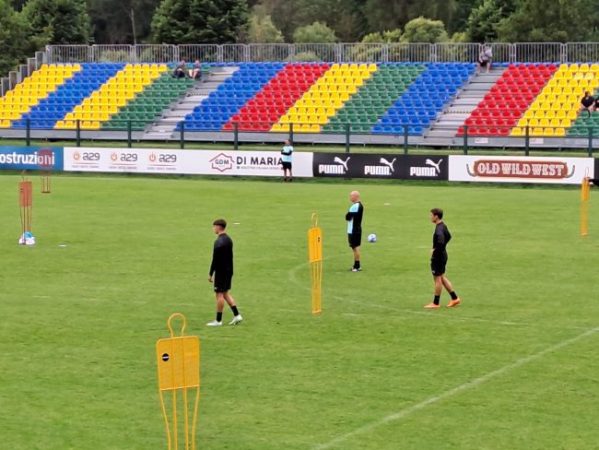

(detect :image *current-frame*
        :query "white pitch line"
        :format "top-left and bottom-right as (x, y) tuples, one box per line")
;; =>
(313, 326), (599, 450)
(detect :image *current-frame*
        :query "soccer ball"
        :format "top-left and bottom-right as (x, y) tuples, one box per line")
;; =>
(367, 233), (377, 243)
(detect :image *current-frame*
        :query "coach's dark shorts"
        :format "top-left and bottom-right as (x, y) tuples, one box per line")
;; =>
(431, 255), (447, 277)
(348, 232), (362, 249)
(282, 161), (292, 170)
(214, 274), (233, 293)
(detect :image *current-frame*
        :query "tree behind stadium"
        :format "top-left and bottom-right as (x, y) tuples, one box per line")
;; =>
(22, 0), (91, 46)
(151, 0), (249, 44)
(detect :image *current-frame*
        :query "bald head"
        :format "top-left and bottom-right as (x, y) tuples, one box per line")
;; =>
(350, 191), (360, 202)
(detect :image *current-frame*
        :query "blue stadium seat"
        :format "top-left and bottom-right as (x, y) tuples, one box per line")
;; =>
(178, 63), (283, 131)
(372, 62), (475, 135)
(16, 63), (125, 129)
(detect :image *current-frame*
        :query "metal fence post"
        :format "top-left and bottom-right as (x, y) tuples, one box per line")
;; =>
(289, 123), (294, 143)
(76, 120), (81, 147)
(127, 121), (132, 148)
(26, 118), (30, 146)
(345, 123), (350, 153)
(180, 121), (185, 149)
(234, 122), (239, 150)
(463, 125), (468, 155)
(588, 127), (593, 157)
(403, 125), (409, 154)
(524, 126), (530, 156)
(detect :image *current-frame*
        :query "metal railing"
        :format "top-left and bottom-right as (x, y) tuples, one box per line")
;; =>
(1, 119), (598, 155)
(46, 42), (599, 64)
(566, 43), (599, 63)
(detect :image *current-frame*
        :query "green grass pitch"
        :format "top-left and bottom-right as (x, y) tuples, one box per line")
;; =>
(1, 174), (599, 449)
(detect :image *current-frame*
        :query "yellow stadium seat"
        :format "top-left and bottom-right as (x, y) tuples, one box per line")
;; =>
(531, 127), (543, 136)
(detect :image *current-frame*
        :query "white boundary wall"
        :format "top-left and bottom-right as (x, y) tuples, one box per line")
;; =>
(63, 147), (314, 177)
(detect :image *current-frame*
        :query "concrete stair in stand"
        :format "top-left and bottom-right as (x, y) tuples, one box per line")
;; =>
(423, 67), (505, 143)
(144, 66), (239, 139)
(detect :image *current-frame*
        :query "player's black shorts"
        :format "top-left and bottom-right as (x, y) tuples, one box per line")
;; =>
(282, 161), (292, 170)
(348, 232), (362, 248)
(431, 255), (447, 277)
(214, 274), (232, 293)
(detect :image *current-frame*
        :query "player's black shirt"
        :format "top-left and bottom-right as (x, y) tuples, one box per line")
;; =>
(345, 201), (364, 235)
(581, 95), (594, 108)
(209, 233), (233, 276)
(432, 222), (451, 258)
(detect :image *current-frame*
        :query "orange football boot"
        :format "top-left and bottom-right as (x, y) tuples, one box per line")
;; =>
(424, 303), (440, 309)
(447, 298), (461, 308)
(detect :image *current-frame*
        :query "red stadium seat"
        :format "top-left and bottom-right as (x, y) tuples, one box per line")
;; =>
(456, 63), (557, 137)
(224, 63), (330, 132)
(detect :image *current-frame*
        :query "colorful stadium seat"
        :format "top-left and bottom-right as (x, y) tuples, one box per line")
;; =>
(7, 61), (599, 138)
(0, 64), (81, 129)
(103, 72), (195, 131)
(458, 63), (557, 136)
(374, 63), (475, 135)
(179, 63), (283, 131)
(511, 64), (598, 137)
(12, 63), (125, 129)
(323, 63), (424, 134)
(56, 64), (168, 130)
(271, 63), (377, 133)
(224, 63), (330, 132)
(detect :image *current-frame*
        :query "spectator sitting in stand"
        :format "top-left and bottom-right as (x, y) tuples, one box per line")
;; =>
(580, 91), (595, 117)
(190, 60), (202, 80)
(173, 60), (188, 79)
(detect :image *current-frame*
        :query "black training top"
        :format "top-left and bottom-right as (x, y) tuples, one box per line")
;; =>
(581, 95), (594, 108)
(432, 222), (452, 257)
(209, 233), (233, 276)
(345, 201), (364, 235)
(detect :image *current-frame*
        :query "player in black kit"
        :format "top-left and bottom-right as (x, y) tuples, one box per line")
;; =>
(346, 190), (364, 272)
(424, 208), (461, 309)
(207, 219), (243, 326)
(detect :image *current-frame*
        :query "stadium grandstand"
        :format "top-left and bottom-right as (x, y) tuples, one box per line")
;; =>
(1, 43), (599, 148)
